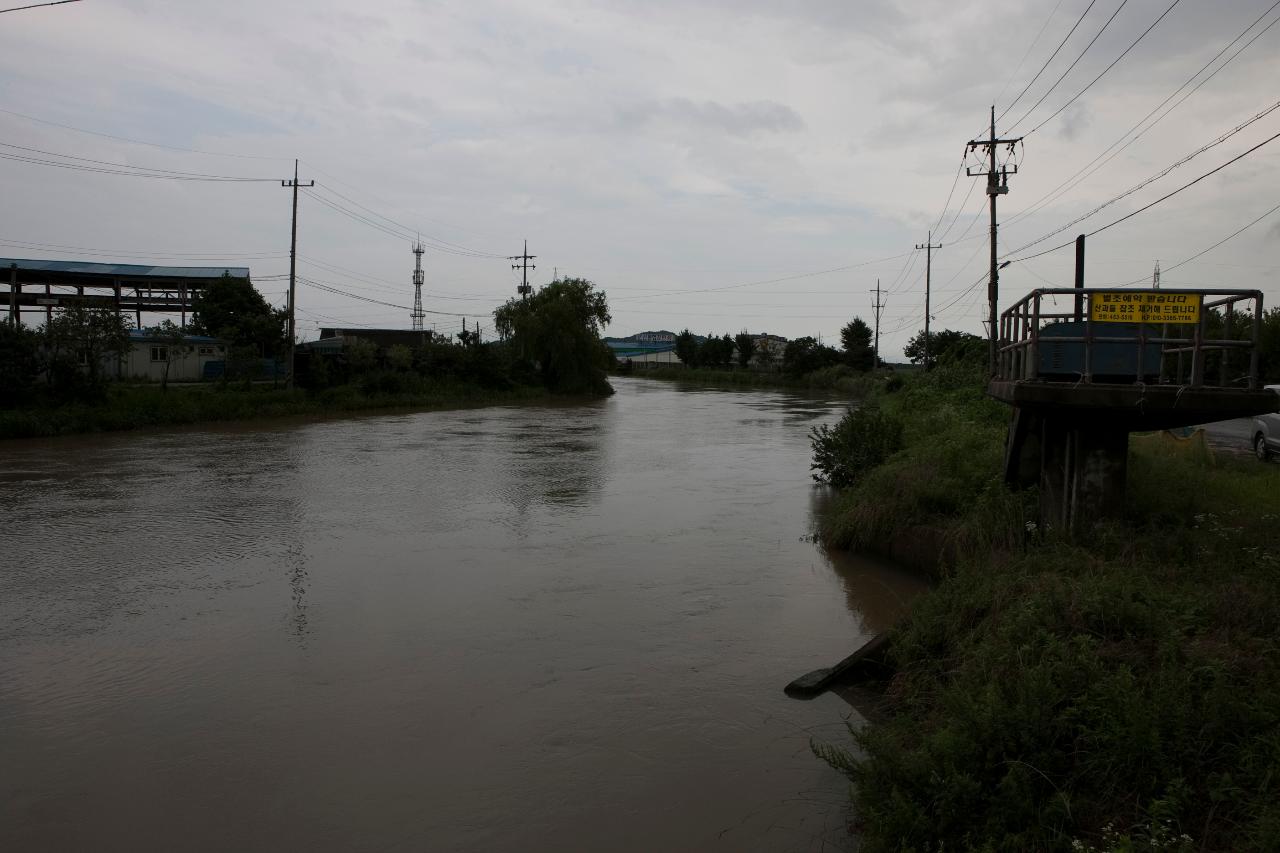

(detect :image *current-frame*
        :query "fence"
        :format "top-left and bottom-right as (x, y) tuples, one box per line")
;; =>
(997, 287), (1264, 389)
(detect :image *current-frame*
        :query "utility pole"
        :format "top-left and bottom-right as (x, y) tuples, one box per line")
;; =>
(411, 239), (426, 334)
(509, 240), (536, 300)
(282, 159), (313, 387)
(1152, 260), (1161, 290)
(967, 106), (1022, 377)
(915, 231), (942, 369)
(870, 278), (885, 367)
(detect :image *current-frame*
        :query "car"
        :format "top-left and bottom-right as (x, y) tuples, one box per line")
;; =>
(1252, 385), (1280, 462)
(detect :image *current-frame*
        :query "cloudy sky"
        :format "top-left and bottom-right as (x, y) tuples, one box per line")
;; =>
(2, 0), (1278, 357)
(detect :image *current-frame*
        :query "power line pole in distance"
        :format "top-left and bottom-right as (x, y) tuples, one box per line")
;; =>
(915, 231), (942, 369)
(509, 240), (536, 300)
(870, 278), (885, 367)
(967, 106), (1022, 377)
(282, 159), (313, 387)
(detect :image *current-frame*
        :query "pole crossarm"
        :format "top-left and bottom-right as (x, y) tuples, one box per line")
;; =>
(966, 107), (1024, 376)
(508, 239), (536, 299)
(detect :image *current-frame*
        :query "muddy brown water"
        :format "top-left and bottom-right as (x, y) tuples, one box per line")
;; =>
(0, 377), (928, 852)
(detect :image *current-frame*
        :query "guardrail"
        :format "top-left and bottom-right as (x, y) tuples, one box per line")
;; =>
(997, 287), (1264, 389)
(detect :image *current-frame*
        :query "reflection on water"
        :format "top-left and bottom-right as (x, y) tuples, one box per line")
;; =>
(0, 378), (924, 853)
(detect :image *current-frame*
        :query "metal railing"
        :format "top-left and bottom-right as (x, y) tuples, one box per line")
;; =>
(997, 287), (1264, 389)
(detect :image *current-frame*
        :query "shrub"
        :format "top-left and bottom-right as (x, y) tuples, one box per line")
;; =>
(809, 405), (904, 488)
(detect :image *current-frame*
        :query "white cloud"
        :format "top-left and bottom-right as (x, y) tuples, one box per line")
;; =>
(0, 0), (1276, 356)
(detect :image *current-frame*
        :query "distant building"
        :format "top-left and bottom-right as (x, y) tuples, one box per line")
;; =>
(317, 327), (435, 350)
(631, 330), (677, 343)
(122, 328), (227, 382)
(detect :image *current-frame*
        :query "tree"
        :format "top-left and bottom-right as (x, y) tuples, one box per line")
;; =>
(756, 338), (777, 370)
(189, 273), (286, 356)
(675, 329), (699, 368)
(734, 331), (756, 368)
(1260, 308), (1280, 384)
(0, 322), (41, 405)
(697, 333), (733, 368)
(782, 336), (842, 377)
(43, 303), (132, 394)
(493, 277), (613, 395)
(840, 318), (876, 372)
(152, 320), (194, 391)
(387, 344), (413, 371)
(903, 329), (985, 367)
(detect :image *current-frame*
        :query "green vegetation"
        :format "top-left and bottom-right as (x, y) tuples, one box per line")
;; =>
(624, 363), (892, 395)
(493, 277), (614, 395)
(811, 361), (1280, 851)
(189, 272), (287, 360)
(902, 328), (985, 367)
(0, 380), (550, 440)
(2, 276), (615, 439)
(840, 318), (876, 371)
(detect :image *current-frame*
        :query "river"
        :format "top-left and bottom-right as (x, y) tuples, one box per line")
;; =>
(0, 377), (927, 852)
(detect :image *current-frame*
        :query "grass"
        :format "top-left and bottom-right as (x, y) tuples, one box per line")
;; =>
(0, 380), (552, 440)
(813, 366), (1280, 852)
(623, 363), (887, 395)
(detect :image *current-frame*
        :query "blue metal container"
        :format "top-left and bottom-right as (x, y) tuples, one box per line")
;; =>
(1037, 321), (1162, 380)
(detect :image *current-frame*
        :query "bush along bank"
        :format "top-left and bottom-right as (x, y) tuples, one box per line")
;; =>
(810, 365), (1280, 852)
(1, 277), (616, 440)
(0, 378), (553, 440)
(622, 363), (896, 396)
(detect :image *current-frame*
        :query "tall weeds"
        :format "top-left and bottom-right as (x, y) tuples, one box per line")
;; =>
(813, 366), (1280, 852)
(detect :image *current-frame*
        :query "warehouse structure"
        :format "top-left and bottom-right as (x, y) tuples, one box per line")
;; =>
(2, 258), (252, 329)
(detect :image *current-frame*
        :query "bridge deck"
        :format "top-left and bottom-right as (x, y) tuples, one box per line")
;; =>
(988, 379), (1278, 431)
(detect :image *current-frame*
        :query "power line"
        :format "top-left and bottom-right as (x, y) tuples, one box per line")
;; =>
(0, 237), (283, 261)
(1005, 0), (1131, 133)
(1028, 0), (1185, 135)
(1006, 97), (1280, 257)
(0, 139), (277, 181)
(0, 106), (285, 161)
(1007, 127), (1280, 264)
(1004, 0), (1280, 228)
(308, 183), (505, 258)
(611, 250), (914, 302)
(297, 276), (475, 317)
(301, 187), (504, 258)
(0, 0), (81, 14)
(992, 0), (1070, 110)
(995, 0), (1099, 126)
(1118, 198), (1280, 283)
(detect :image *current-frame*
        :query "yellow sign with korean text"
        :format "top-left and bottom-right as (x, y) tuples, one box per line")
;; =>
(1089, 291), (1201, 324)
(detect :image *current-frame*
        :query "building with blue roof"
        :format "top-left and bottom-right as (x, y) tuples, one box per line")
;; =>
(1, 257), (252, 329)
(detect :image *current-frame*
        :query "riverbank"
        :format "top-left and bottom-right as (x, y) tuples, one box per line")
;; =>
(621, 364), (893, 395)
(0, 381), (555, 440)
(814, 366), (1280, 851)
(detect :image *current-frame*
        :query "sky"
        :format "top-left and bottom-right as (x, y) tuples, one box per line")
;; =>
(1, 0), (1278, 359)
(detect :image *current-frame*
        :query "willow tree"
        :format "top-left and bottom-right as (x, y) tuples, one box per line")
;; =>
(493, 278), (613, 395)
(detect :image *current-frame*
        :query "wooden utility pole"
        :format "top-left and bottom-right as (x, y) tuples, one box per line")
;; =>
(916, 231), (942, 369)
(870, 278), (885, 367)
(509, 240), (536, 300)
(282, 159), (313, 386)
(967, 106), (1021, 376)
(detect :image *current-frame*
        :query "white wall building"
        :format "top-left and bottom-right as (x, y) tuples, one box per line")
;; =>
(121, 329), (227, 382)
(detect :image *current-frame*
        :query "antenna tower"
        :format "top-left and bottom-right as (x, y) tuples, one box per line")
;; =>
(411, 239), (425, 332)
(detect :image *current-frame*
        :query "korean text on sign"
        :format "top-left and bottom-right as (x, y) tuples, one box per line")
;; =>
(1089, 291), (1202, 324)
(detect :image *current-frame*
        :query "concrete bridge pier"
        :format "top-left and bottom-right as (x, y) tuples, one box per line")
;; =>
(1005, 409), (1129, 534)
(1039, 417), (1129, 533)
